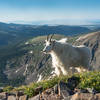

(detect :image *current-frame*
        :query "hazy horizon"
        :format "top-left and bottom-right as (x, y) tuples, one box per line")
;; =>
(0, 0), (100, 25)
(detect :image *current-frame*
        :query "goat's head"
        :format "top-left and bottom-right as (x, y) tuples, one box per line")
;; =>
(43, 34), (55, 54)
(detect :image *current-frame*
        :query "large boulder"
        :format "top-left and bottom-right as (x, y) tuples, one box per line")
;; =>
(71, 93), (95, 100)
(71, 93), (100, 100)
(8, 96), (16, 100)
(29, 95), (40, 100)
(0, 92), (8, 100)
(19, 95), (28, 100)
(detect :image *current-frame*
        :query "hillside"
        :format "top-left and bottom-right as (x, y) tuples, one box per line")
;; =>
(1, 31), (100, 87)
(0, 22), (91, 46)
(0, 34), (66, 86)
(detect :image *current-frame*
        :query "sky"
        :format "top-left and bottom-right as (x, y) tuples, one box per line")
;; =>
(0, 0), (100, 25)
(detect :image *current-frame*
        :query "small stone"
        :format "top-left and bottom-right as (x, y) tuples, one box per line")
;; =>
(86, 88), (97, 94)
(29, 94), (40, 100)
(19, 95), (28, 100)
(67, 76), (80, 90)
(0, 92), (7, 99)
(8, 95), (16, 100)
(74, 88), (89, 93)
(53, 84), (58, 94)
(95, 93), (100, 100)
(35, 86), (43, 93)
(58, 81), (74, 99)
(0, 87), (3, 93)
(71, 93), (95, 100)
(16, 91), (24, 97)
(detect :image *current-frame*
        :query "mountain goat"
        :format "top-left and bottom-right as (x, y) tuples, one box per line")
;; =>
(43, 34), (91, 76)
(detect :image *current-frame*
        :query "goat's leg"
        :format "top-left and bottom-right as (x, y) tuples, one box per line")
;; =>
(60, 66), (67, 75)
(55, 67), (60, 76)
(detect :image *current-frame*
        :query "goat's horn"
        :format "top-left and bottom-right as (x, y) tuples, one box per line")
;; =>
(47, 34), (50, 41)
(50, 34), (54, 41)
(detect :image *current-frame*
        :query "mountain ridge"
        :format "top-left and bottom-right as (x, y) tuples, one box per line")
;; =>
(0, 22), (91, 46)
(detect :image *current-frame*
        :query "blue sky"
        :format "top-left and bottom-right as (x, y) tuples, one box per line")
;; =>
(0, 0), (100, 25)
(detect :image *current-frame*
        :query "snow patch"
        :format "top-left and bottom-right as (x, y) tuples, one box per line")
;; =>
(37, 74), (42, 82)
(58, 38), (68, 43)
(23, 64), (29, 76)
(29, 51), (33, 54)
(25, 42), (29, 45)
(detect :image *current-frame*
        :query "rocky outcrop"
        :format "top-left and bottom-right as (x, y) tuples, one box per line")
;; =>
(1, 91), (100, 100)
(1, 77), (100, 100)
(0, 91), (28, 100)
(74, 31), (100, 70)
(27, 76), (100, 100)
(0, 92), (7, 100)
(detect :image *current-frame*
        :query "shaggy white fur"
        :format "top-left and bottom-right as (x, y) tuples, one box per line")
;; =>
(43, 38), (91, 76)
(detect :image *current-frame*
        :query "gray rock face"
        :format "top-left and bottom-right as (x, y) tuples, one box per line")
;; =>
(0, 92), (7, 100)
(19, 95), (28, 100)
(74, 31), (100, 70)
(28, 95), (40, 100)
(8, 96), (16, 100)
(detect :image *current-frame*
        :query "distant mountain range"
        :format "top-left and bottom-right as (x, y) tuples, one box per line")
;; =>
(0, 22), (92, 46)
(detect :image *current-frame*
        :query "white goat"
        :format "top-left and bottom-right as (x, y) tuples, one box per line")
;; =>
(43, 35), (91, 76)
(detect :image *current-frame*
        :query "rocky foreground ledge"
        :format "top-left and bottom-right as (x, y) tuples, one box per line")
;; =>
(1, 88), (100, 100)
(1, 76), (100, 100)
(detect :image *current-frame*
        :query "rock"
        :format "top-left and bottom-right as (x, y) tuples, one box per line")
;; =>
(8, 95), (16, 100)
(16, 91), (24, 97)
(0, 92), (8, 100)
(67, 76), (80, 90)
(58, 81), (74, 98)
(29, 94), (40, 100)
(34, 86), (43, 95)
(95, 93), (100, 100)
(15, 91), (24, 100)
(8, 92), (16, 96)
(53, 84), (58, 94)
(74, 88), (89, 93)
(38, 88), (61, 100)
(19, 95), (28, 100)
(71, 93), (95, 100)
(53, 81), (74, 99)
(86, 88), (97, 94)
(74, 88), (97, 94)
